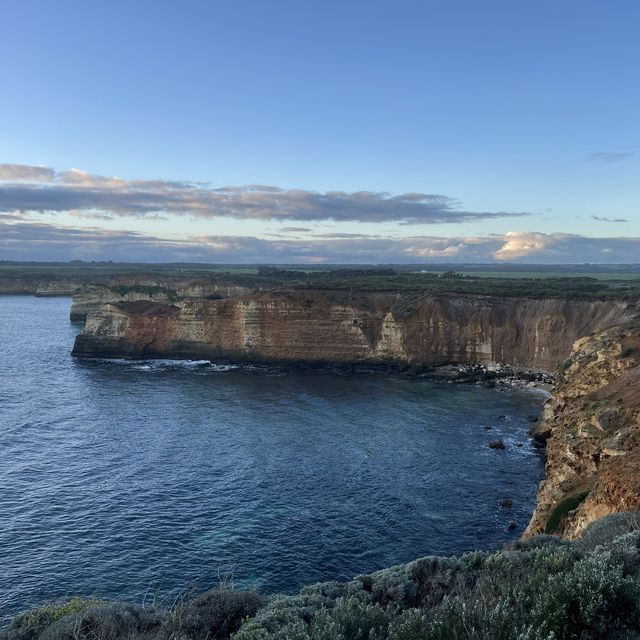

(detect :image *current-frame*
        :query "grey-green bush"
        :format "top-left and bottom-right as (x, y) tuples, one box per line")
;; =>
(5, 513), (640, 640)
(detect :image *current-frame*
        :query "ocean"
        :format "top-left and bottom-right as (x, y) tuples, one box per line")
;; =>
(0, 296), (545, 618)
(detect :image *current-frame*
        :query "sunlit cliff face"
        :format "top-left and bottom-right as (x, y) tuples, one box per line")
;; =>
(72, 290), (632, 372)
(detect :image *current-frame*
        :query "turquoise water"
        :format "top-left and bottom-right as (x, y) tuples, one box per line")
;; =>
(0, 296), (545, 618)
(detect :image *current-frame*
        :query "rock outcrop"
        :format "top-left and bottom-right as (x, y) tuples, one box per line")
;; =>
(69, 280), (250, 321)
(524, 323), (640, 539)
(0, 276), (86, 295)
(72, 290), (630, 371)
(34, 281), (82, 296)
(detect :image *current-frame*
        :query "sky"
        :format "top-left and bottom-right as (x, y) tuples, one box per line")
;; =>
(0, 0), (638, 264)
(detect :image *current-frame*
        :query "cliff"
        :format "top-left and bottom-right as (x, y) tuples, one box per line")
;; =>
(72, 290), (630, 371)
(71, 290), (640, 537)
(0, 276), (86, 296)
(525, 322), (640, 538)
(69, 279), (251, 321)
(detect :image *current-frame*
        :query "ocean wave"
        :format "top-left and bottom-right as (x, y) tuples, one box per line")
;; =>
(92, 358), (242, 373)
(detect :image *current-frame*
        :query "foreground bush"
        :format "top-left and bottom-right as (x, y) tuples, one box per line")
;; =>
(1, 588), (263, 640)
(4, 514), (640, 640)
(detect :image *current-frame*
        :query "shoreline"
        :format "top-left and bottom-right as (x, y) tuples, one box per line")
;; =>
(73, 351), (555, 393)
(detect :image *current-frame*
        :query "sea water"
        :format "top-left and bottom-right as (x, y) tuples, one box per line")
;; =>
(0, 296), (545, 617)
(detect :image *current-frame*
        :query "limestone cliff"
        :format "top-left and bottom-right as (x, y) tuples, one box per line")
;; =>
(72, 290), (630, 371)
(525, 323), (640, 539)
(71, 289), (640, 539)
(69, 279), (251, 321)
(34, 281), (83, 296)
(0, 277), (85, 296)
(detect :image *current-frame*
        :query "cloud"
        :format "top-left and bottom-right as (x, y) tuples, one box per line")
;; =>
(591, 215), (629, 223)
(0, 163), (531, 225)
(1, 220), (639, 264)
(585, 151), (634, 163)
(493, 231), (561, 260)
(0, 163), (56, 182)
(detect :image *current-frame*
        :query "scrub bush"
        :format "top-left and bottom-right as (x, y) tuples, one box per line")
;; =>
(38, 602), (165, 640)
(6, 514), (640, 640)
(1, 598), (105, 640)
(579, 512), (640, 551)
(531, 551), (639, 640)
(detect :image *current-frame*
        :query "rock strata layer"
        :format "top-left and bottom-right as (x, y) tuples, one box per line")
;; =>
(525, 323), (640, 538)
(69, 280), (251, 321)
(72, 290), (630, 371)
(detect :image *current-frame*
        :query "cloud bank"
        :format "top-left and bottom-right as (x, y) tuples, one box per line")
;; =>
(0, 163), (529, 224)
(1, 163), (636, 264)
(1, 221), (638, 264)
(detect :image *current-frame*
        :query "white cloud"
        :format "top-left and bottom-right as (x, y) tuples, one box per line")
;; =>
(0, 162), (531, 225)
(0, 163), (55, 182)
(1, 221), (638, 264)
(493, 231), (562, 260)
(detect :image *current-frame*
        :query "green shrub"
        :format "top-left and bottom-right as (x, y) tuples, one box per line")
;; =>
(545, 491), (590, 534)
(386, 609), (430, 640)
(173, 588), (265, 640)
(505, 534), (570, 551)
(531, 551), (640, 640)
(580, 512), (640, 551)
(38, 602), (165, 640)
(2, 597), (104, 640)
(310, 597), (394, 640)
(424, 595), (520, 640)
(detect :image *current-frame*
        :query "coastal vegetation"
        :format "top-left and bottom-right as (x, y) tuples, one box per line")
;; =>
(3, 261), (640, 300)
(544, 491), (591, 534)
(3, 512), (640, 640)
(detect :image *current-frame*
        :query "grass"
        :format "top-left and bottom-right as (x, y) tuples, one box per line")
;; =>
(4, 513), (640, 640)
(545, 491), (591, 534)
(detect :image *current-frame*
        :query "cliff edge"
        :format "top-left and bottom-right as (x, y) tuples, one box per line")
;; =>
(71, 290), (630, 371)
(525, 322), (640, 538)
(69, 279), (252, 321)
(71, 289), (640, 539)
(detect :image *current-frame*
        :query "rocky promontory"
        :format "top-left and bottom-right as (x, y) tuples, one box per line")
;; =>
(525, 322), (640, 538)
(69, 279), (251, 321)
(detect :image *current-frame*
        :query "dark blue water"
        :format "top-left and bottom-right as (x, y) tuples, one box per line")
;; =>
(0, 296), (545, 618)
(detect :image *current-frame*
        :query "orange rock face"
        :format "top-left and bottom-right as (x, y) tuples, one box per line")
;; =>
(73, 289), (630, 371)
(525, 324), (640, 539)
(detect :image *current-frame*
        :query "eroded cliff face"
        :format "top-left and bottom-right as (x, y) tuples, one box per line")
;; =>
(72, 289), (640, 539)
(69, 280), (251, 321)
(0, 277), (84, 296)
(524, 324), (640, 539)
(72, 290), (631, 372)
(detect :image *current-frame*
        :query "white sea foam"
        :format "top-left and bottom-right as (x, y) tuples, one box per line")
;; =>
(95, 358), (243, 372)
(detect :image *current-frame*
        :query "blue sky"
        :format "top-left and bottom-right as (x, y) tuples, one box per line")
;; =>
(0, 0), (638, 263)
